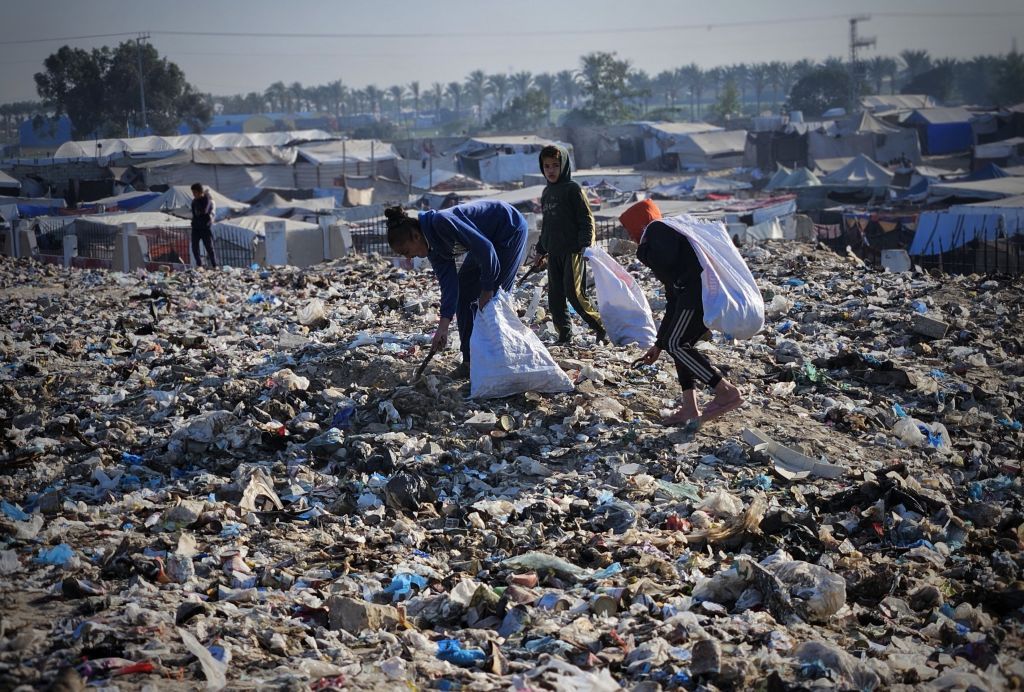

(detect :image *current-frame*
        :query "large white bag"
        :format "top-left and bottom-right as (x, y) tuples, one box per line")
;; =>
(650, 215), (765, 340)
(469, 289), (574, 399)
(584, 245), (657, 347)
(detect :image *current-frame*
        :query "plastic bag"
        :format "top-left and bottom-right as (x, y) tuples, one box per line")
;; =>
(584, 245), (657, 347)
(469, 289), (574, 399)
(648, 215), (765, 340)
(297, 298), (326, 326)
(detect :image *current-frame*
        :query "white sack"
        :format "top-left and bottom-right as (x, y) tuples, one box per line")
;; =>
(584, 245), (657, 348)
(469, 289), (574, 399)
(652, 215), (765, 340)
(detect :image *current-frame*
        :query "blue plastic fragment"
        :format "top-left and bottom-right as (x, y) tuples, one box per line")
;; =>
(591, 562), (623, 580)
(383, 572), (428, 600)
(436, 639), (486, 667)
(35, 544), (74, 566)
(892, 403), (908, 419)
(785, 278), (806, 287)
(1, 501), (30, 522)
(121, 452), (143, 465)
(331, 406), (355, 429)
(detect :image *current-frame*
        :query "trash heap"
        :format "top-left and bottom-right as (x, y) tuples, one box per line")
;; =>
(1, 242), (1022, 691)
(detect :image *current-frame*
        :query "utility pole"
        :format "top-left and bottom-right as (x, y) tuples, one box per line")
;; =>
(135, 33), (151, 133)
(848, 16), (875, 110)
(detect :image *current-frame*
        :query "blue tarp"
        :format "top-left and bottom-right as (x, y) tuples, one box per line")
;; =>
(908, 212), (1004, 255)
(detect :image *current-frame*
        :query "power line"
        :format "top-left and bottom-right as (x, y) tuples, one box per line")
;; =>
(1, 11), (1020, 45)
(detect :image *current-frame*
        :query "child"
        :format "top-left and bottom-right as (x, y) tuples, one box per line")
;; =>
(530, 144), (607, 345)
(629, 213), (744, 426)
(385, 200), (529, 379)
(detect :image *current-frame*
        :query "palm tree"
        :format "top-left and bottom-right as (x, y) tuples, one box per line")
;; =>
(326, 80), (346, 119)
(533, 72), (555, 124)
(288, 82), (304, 112)
(487, 73), (510, 112)
(628, 69), (652, 115)
(748, 63), (769, 114)
(446, 81), (464, 119)
(264, 81), (287, 112)
(511, 71), (532, 99)
(364, 85), (383, 119)
(684, 64), (705, 119)
(654, 69), (680, 108)
(865, 56), (887, 95)
(705, 66), (724, 104)
(727, 64), (749, 109)
(465, 70), (486, 122)
(766, 61), (784, 110)
(409, 81), (420, 122)
(389, 85), (405, 123)
(430, 82), (444, 120)
(555, 70), (578, 110)
(900, 49), (932, 85)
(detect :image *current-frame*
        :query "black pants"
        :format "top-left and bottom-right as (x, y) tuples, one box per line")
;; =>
(191, 228), (217, 268)
(661, 296), (722, 391)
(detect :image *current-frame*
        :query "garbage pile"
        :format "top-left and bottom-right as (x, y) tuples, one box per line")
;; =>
(1, 242), (1022, 690)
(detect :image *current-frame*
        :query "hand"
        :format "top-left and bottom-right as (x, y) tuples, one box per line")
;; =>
(478, 290), (494, 310)
(640, 345), (662, 365)
(431, 322), (449, 351)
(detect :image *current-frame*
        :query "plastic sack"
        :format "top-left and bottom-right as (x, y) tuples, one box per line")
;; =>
(584, 245), (657, 347)
(892, 417), (951, 450)
(469, 289), (573, 399)
(297, 298), (326, 326)
(648, 215), (765, 340)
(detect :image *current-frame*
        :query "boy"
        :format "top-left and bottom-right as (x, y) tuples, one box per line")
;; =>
(530, 144), (607, 345)
(632, 217), (744, 426)
(190, 183), (217, 268)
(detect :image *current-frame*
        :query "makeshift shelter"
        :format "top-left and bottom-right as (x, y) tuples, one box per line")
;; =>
(211, 215), (323, 268)
(636, 122), (724, 163)
(763, 166), (821, 192)
(0, 170), (22, 193)
(242, 193), (335, 220)
(89, 190), (162, 212)
(135, 185), (249, 220)
(974, 137), (1024, 169)
(649, 175), (751, 198)
(953, 195), (1024, 237)
(905, 108), (974, 155)
(908, 211), (1005, 255)
(454, 136), (567, 185)
(52, 130), (334, 159)
(808, 111), (921, 167)
(665, 130), (747, 170)
(860, 94), (935, 114)
(820, 154), (893, 190)
(929, 176), (1024, 201)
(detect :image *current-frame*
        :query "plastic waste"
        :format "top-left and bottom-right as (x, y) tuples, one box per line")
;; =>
(436, 639), (486, 667)
(35, 544), (74, 566)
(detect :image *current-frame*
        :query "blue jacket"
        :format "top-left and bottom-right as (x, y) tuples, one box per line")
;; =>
(419, 200), (527, 319)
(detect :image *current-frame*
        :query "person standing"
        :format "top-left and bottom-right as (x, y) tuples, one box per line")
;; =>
(530, 144), (607, 345)
(385, 200), (529, 378)
(190, 183), (217, 268)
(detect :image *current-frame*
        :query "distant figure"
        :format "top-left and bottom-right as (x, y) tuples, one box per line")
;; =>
(529, 144), (607, 345)
(440, 192), (461, 209)
(190, 182), (217, 268)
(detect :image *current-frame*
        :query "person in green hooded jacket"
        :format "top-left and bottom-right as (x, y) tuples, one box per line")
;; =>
(529, 144), (607, 345)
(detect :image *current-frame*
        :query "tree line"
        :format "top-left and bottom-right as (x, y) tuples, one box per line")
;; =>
(5, 43), (1024, 144)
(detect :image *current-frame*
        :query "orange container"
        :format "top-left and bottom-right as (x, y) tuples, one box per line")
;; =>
(618, 199), (662, 243)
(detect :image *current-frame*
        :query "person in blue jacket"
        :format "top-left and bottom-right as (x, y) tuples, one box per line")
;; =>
(385, 201), (529, 378)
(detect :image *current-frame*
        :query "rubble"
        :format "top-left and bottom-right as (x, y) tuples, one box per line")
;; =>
(0, 240), (1022, 689)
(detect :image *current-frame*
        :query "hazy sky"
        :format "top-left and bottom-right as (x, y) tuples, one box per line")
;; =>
(1, 0), (1021, 103)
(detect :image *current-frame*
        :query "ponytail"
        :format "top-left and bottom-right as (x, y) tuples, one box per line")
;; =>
(385, 205), (419, 249)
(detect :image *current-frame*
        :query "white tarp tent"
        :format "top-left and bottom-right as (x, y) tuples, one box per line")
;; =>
(930, 176), (1024, 201)
(954, 195), (1024, 236)
(820, 154), (893, 188)
(0, 170), (22, 191)
(52, 130), (334, 159)
(666, 130), (748, 170)
(455, 136), (565, 185)
(212, 215), (323, 268)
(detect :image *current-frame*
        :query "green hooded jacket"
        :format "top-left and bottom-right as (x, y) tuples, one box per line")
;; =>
(537, 144), (595, 256)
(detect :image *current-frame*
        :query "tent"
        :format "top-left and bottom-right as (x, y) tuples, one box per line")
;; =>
(135, 185), (249, 220)
(908, 211), (1005, 255)
(52, 130), (334, 159)
(665, 130), (748, 170)
(953, 194), (1024, 237)
(764, 166), (821, 191)
(0, 170), (21, 193)
(820, 154), (893, 189)
(905, 108), (974, 155)
(650, 175), (751, 198)
(860, 94), (935, 114)
(808, 111), (921, 166)
(454, 136), (567, 185)
(90, 190), (162, 211)
(242, 193), (335, 219)
(929, 176), (1024, 201)
(212, 215), (323, 268)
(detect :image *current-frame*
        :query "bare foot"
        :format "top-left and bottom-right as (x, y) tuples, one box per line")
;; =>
(699, 391), (744, 423)
(663, 406), (700, 426)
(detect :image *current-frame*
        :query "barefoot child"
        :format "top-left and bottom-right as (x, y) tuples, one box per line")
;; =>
(631, 217), (744, 426)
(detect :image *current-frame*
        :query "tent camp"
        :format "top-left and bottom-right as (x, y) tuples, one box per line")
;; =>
(953, 195), (1024, 237)
(212, 215), (324, 268)
(666, 130), (748, 170)
(808, 111), (921, 167)
(135, 185), (249, 220)
(905, 107), (974, 155)
(929, 175), (1024, 201)
(763, 166), (821, 192)
(820, 154), (893, 189)
(454, 136), (567, 185)
(51, 130), (334, 159)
